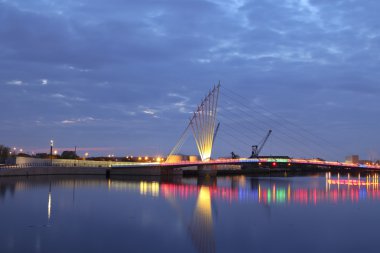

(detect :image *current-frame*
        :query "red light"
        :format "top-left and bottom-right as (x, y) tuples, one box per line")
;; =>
(272, 162), (277, 167)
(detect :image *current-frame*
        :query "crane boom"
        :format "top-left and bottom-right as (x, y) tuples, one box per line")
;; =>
(250, 129), (272, 158)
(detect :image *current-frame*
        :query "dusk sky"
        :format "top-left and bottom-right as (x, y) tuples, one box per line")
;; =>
(1, 0), (379, 161)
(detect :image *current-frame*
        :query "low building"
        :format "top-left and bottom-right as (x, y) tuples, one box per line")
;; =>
(345, 155), (359, 164)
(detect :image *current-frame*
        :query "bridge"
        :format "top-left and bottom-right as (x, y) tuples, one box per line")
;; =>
(112, 83), (380, 175)
(2, 83), (379, 177)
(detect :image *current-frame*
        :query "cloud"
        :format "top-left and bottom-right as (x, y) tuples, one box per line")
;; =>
(6, 80), (24, 86)
(61, 117), (95, 124)
(1, 0), (380, 158)
(140, 107), (160, 118)
(167, 93), (192, 113)
(52, 93), (66, 99)
(51, 93), (86, 102)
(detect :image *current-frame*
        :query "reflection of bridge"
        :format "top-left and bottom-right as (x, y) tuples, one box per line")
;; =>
(100, 173), (380, 205)
(159, 173), (380, 204)
(3, 173), (380, 253)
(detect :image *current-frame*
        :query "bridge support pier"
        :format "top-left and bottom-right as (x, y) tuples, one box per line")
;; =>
(197, 164), (217, 177)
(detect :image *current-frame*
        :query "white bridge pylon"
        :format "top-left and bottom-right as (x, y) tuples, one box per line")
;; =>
(167, 84), (220, 162)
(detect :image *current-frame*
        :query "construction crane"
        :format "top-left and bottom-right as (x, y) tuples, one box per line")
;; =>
(231, 152), (240, 159)
(250, 130), (272, 158)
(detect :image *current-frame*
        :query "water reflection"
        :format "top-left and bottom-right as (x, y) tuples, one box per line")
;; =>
(190, 186), (215, 253)
(1, 173), (380, 253)
(48, 183), (52, 221)
(1, 173), (380, 206)
(136, 174), (380, 205)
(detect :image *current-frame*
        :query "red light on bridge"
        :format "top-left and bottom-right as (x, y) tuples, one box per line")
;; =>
(272, 162), (277, 167)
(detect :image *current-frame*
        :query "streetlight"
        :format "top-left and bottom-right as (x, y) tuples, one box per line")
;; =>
(85, 152), (89, 160)
(50, 140), (54, 165)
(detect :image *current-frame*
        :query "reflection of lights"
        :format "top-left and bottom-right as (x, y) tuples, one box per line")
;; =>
(104, 174), (380, 206)
(190, 186), (215, 253)
(48, 191), (52, 220)
(327, 178), (378, 186)
(139, 181), (159, 197)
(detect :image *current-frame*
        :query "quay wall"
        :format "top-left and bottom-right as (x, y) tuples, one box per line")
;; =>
(0, 166), (107, 177)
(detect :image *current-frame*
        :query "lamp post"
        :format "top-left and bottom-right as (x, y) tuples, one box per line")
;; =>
(50, 140), (54, 166)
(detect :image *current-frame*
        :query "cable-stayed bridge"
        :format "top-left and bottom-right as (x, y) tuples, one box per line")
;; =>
(113, 83), (380, 175)
(3, 83), (379, 177)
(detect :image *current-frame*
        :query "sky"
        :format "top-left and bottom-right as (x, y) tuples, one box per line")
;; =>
(1, 0), (380, 160)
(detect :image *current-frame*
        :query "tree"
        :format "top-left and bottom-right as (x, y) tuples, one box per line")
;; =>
(61, 151), (79, 159)
(0, 145), (11, 163)
(35, 153), (49, 159)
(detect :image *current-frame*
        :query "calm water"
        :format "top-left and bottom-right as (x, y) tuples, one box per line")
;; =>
(1, 173), (380, 253)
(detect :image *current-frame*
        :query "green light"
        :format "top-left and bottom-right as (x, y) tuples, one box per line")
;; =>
(276, 189), (286, 203)
(267, 158), (289, 163)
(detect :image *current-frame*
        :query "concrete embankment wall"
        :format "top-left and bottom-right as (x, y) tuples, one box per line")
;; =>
(0, 167), (107, 177)
(6, 157), (115, 167)
(0, 166), (183, 177)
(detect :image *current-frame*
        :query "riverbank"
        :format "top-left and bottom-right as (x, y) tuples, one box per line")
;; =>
(1, 165), (376, 178)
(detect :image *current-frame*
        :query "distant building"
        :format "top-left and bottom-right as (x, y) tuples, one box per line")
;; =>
(345, 155), (359, 164)
(359, 160), (373, 166)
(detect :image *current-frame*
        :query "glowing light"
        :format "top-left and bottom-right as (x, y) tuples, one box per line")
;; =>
(190, 186), (215, 253)
(167, 85), (220, 162)
(48, 192), (52, 220)
(139, 181), (159, 197)
(327, 179), (378, 186)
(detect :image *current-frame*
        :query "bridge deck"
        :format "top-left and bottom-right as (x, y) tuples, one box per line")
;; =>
(111, 158), (380, 171)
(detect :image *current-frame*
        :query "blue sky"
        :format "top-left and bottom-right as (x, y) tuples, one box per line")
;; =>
(1, 0), (379, 160)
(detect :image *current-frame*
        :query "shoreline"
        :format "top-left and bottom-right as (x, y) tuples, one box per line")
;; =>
(0, 165), (377, 178)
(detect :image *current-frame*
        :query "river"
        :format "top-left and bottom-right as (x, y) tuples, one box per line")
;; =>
(0, 172), (379, 253)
